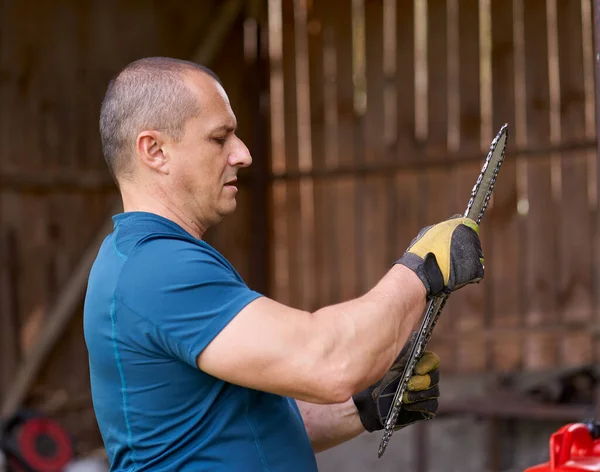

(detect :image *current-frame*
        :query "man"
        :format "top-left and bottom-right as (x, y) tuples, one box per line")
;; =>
(84, 57), (484, 471)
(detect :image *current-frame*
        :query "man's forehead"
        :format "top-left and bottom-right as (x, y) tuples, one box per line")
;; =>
(185, 71), (230, 104)
(185, 71), (236, 128)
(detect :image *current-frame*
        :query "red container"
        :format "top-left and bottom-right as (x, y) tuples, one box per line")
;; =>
(525, 423), (600, 471)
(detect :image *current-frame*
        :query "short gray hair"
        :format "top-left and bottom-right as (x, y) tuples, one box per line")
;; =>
(99, 57), (221, 184)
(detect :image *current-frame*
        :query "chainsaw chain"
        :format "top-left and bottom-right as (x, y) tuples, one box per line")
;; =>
(377, 125), (507, 458)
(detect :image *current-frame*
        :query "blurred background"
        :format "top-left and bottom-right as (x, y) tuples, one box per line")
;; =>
(1, 0), (599, 470)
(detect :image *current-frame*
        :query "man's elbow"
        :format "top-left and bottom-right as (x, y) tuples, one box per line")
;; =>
(303, 316), (366, 404)
(310, 360), (360, 404)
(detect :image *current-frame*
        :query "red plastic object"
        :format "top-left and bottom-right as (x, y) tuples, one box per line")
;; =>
(525, 423), (600, 471)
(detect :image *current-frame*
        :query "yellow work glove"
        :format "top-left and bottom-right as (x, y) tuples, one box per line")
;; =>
(395, 216), (484, 298)
(352, 332), (441, 432)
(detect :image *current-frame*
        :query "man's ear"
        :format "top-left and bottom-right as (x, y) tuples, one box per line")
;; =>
(136, 130), (169, 175)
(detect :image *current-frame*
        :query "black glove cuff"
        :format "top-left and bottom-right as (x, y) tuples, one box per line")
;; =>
(395, 252), (445, 298)
(352, 389), (383, 433)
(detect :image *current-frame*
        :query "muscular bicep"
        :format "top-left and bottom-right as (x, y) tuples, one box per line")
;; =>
(197, 297), (335, 403)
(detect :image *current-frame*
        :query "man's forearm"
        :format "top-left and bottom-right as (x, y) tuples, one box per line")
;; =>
(296, 399), (365, 453)
(311, 264), (426, 397)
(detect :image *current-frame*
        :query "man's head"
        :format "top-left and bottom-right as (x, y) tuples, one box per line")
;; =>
(99, 57), (252, 231)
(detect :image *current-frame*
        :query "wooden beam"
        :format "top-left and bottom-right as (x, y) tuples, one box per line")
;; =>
(0, 229), (20, 406)
(191, 0), (245, 65)
(592, 0), (600, 421)
(0, 168), (115, 192)
(0, 0), (245, 421)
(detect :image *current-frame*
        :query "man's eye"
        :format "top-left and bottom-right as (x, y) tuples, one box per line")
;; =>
(213, 137), (227, 145)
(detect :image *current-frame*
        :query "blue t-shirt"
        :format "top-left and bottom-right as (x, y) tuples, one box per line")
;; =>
(84, 212), (317, 471)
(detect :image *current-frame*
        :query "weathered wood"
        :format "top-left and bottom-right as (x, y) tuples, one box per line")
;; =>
(522, 0), (558, 370)
(331, 0), (359, 302)
(308, 0), (336, 308)
(0, 226), (20, 405)
(488, 0), (522, 373)
(556, 0), (594, 367)
(1, 199), (119, 419)
(294, 0), (317, 310)
(360, 0), (389, 293)
(279, 0), (304, 308)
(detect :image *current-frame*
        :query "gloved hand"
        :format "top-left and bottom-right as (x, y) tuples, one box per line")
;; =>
(395, 216), (484, 298)
(352, 332), (440, 432)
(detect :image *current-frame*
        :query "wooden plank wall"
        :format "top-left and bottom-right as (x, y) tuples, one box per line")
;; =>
(268, 0), (597, 375)
(0, 0), (262, 454)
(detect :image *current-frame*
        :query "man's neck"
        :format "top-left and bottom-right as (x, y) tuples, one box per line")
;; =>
(120, 186), (207, 240)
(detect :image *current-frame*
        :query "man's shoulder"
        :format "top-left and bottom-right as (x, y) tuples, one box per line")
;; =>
(117, 228), (242, 297)
(127, 232), (228, 272)
(111, 212), (227, 269)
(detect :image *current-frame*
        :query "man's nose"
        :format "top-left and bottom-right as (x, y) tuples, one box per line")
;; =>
(229, 136), (253, 168)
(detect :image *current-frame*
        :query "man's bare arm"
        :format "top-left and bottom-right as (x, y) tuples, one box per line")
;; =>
(198, 265), (426, 404)
(295, 399), (364, 453)
(197, 217), (483, 404)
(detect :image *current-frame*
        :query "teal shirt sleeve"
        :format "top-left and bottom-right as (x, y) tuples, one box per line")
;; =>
(116, 235), (263, 368)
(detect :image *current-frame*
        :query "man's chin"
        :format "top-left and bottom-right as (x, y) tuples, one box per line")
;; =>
(218, 199), (237, 217)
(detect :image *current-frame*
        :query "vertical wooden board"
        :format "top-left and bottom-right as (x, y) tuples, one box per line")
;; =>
(307, 0), (334, 308)
(331, 0), (358, 301)
(488, 0), (522, 373)
(522, 0), (558, 370)
(280, 1), (303, 308)
(334, 177), (358, 302)
(0, 1), (19, 398)
(396, 0), (416, 152)
(362, 175), (390, 288)
(0, 0), (14, 174)
(393, 171), (423, 258)
(43, 1), (83, 354)
(388, 0), (417, 293)
(364, 0), (385, 165)
(426, 0), (448, 152)
(8, 2), (46, 336)
(0, 199), (21, 403)
(453, 0), (487, 373)
(386, 0), (419, 313)
(312, 179), (336, 306)
(293, 2), (317, 311)
(555, 0), (593, 366)
(15, 195), (48, 329)
(284, 181), (304, 307)
(333, 0), (357, 169)
(361, 0), (389, 290)
(271, 181), (290, 305)
(48, 1), (80, 169)
(73, 1), (97, 172)
(10, 1), (42, 173)
(87, 0), (123, 177)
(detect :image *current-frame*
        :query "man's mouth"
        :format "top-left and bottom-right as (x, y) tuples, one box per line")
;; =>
(224, 178), (238, 190)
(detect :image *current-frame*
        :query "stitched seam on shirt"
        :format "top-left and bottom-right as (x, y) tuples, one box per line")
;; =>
(110, 295), (138, 471)
(245, 390), (272, 472)
(112, 226), (127, 261)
